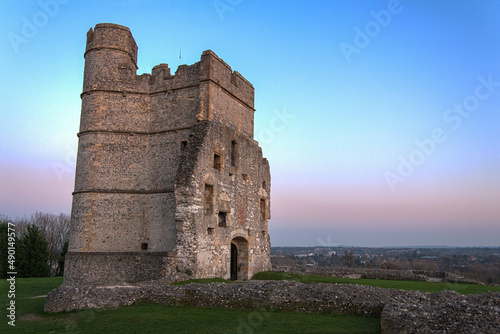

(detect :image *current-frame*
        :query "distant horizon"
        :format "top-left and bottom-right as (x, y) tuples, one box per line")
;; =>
(271, 245), (500, 249)
(1, 209), (498, 248)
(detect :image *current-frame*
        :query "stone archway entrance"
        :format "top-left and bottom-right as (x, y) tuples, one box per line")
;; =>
(230, 237), (249, 280)
(230, 243), (238, 280)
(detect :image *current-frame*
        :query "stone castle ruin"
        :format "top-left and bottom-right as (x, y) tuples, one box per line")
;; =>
(64, 23), (271, 284)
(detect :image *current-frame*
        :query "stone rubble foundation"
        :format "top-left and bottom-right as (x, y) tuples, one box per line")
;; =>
(45, 279), (500, 334)
(273, 265), (485, 285)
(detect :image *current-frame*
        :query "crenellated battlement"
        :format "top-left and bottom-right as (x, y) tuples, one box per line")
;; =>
(199, 50), (254, 109)
(85, 23), (138, 69)
(147, 50), (255, 111)
(82, 23), (256, 138)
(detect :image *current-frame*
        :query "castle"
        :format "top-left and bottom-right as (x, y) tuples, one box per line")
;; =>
(64, 23), (271, 284)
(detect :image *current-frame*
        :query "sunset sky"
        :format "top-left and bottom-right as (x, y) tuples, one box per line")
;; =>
(1, 0), (499, 247)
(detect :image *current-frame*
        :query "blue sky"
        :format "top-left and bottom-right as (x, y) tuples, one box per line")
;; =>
(1, 0), (499, 246)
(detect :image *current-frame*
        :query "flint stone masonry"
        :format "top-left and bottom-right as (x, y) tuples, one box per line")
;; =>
(60, 23), (271, 286)
(44, 279), (500, 334)
(381, 291), (500, 334)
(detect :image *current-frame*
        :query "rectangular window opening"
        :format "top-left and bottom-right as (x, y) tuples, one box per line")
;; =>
(230, 140), (237, 167)
(259, 199), (266, 223)
(213, 153), (222, 170)
(141, 243), (148, 250)
(218, 212), (227, 227)
(180, 140), (187, 152)
(204, 184), (214, 215)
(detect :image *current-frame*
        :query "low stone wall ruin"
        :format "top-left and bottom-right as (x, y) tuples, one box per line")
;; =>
(45, 279), (499, 334)
(273, 265), (485, 285)
(381, 291), (500, 334)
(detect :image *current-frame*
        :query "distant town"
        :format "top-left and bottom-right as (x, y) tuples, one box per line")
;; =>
(271, 246), (500, 285)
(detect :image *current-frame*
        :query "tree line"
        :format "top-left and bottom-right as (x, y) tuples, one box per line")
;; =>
(0, 212), (70, 278)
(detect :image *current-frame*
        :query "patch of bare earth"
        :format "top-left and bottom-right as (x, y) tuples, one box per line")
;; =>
(20, 314), (44, 321)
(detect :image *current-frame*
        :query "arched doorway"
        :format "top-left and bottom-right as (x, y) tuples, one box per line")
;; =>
(230, 237), (249, 280)
(230, 243), (238, 280)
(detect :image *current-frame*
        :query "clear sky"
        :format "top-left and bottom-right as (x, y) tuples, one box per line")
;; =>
(1, 0), (499, 247)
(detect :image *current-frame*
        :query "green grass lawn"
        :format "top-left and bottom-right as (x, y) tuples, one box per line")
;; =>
(0, 277), (381, 334)
(2, 272), (496, 333)
(252, 271), (500, 295)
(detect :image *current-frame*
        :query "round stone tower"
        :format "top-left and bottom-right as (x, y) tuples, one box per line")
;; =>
(83, 23), (138, 92)
(64, 24), (171, 284)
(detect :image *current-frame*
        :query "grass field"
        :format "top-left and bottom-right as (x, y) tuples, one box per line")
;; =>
(252, 271), (500, 295)
(0, 277), (381, 334)
(2, 272), (497, 333)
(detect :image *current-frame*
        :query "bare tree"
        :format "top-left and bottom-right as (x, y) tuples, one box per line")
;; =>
(1, 212), (71, 276)
(28, 212), (71, 276)
(12, 216), (29, 239)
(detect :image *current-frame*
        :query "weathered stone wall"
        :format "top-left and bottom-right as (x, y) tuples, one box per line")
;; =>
(44, 280), (403, 314)
(80, 93), (150, 133)
(69, 193), (153, 252)
(174, 121), (271, 280)
(381, 291), (500, 334)
(199, 50), (255, 138)
(45, 280), (500, 334)
(63, 253), (175, 284)
(74, 134), (150, 191)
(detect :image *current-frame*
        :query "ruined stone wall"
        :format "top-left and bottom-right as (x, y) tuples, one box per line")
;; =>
(273, 265), (486, 285)
(45, 280), (500, 334)
(174, 122), (271, 280)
